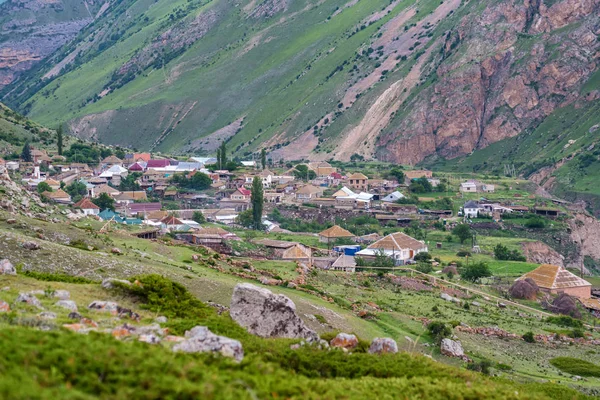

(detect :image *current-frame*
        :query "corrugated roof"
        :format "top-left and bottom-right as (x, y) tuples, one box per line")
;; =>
(348, 172), (368, 180)
(319, 225), (355, 238)
(367, 232), (425, 252)
(332, 254), (356, 268)
(518, 264), (591, 290)
(578, 297), (600, 311)
(282, 245), (310, 259)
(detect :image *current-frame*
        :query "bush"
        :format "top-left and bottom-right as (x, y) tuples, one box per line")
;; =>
(525, 216), (546, 229)
(460, 262), (492, 283)
(413, 252), (431, 262)
(493, 244), (526, 261)
(427, 321), (451, 342)
(415, 262), (433, 274)
(113, 274), (212, 319)
(550, 357), (600, 377)
(456, 250), (471, 257)
(19, 270), (96, 284)
(467, 360), (492, 375)
(545, 316), (583, 328)
(569, 328), (585, 339)
(522, 331), (535, 343)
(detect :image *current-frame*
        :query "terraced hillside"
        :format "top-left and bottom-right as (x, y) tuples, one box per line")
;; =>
(1, 0), (599, 167)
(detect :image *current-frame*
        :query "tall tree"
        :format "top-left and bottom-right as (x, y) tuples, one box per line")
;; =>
(219, 141), (227, 169)
(21, 141), (32, 162)
(57, 125), (64, 156)
(261, 148), (267, 170)
(250, 176), (264, 230)
(216, 147), (222, 169)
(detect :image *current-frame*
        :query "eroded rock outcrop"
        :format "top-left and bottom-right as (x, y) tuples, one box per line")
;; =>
(230, 283), (318, 340)
(173, 326), (244, 361)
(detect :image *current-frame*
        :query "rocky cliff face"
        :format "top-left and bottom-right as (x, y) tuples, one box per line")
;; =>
(377, 0), (600, 164)
(0, 0), (101, 89)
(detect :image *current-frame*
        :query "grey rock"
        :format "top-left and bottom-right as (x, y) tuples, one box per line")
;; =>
(139, 334), (161, 344)
(101, 278), (131, 289)
(55, 300), (78, 312)
(38, 312), (57, 320)
(0, 259), (16, 275)
(440, 338), (464, 358)
(471, 301), (481, 307)
(155, 316), (168, 324)
(88, 301), (119, 313)
(368, 338), (398, 354)
(174, 326), (244, 361)
(330, 333), (359, 350)
(230, 283), (318, 341)
(16, 293), (42, 309)
(22, 241), (40, 250)
(440, 293), (461, 303)
(68, 312), (82, 320)
(53, 290), (70, 300)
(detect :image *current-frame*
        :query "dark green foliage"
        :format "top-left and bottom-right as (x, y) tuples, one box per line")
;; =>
(19, 270), (96, 284)
(64, 143), (101, 164)
(118, 172), (142, 191)
(261, 148), (267, 170)
(56, 125), (63, 155)
(236, 209), (254, 228)
(36, 182), (52, 194)
(21, 141), (32, 162)
(251, 176), (264, 230)
(192, 211), (205, 224)
(409, 177), (432, 193)
(413, 252), (431, 262)
(293, 164), (316, 181)
(523, 331), (535, 343)
(427, 321), (451, 343)
(545, 316), (583, 328)
(493, 244), (526, 261)
(460, 262), (492, 283)
(65, 181), (87, 202)
(452, 224), (472, 244)
(114, 274), (212, 319)
(415, 262), (433, 274)
(456, 250), (471, 257)
(92, 192), (115, 211)
(170, 172), (211, 190)
(569, 328), (585, 339)
(525, 216), (546, 229)
(550, 357), (600, 377)
(467, 360), (492, 375)
(386, 167), (405, 183)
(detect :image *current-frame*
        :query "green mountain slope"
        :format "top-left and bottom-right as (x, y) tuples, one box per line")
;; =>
(1, 0), (599, 167)
(0, 103), (57, 155)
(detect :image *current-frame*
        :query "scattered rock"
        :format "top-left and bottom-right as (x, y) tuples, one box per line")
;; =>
(112, 324), (137, 339)
(6, 219), (16, 224)
(440, 338), (464, 358)
(498, 302), (507, 308)
(63, 323), (95, 334)
(330, 333), (359, 350)
(55, 300), (78, 312)
(68, 312), (82, 320)
(53, 290), (70, 300)
(38, 312), (57, 320)
(368, 338), (398, 354)
(101, 278), (131, 289)
(111, 247), (123, 255)
(440, 292), (461, 303)
(155, 316), (168, 324)
(173, 326), (244, 362)
(0, 301), (10, 312)
(230, 283), (318, 341)
(16, 293), (42, 309)
(0, 259), (16, 275)
(287, 282), (297, 289)
(88, 300), (120, 314)
(22, 241), (40, 250)
(139, 334), (161, 344)
(471, 301), (481, 307)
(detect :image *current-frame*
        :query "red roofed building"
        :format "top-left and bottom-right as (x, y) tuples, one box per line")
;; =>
(146, 159), (171, 169)
(128, 162), (145, 172)
(73, 197), (100, 216)
(231, 187), (251, 200)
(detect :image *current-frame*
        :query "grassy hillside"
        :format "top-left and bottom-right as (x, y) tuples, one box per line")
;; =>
(0, 103), (58, 156)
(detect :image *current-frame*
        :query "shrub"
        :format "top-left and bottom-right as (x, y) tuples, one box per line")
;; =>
(545, 316), (583, 328)
(456, 250), (471, 257)
(427, 321), (451, 342)
(569, 328), (585, 339)
(413, 252), (431, 262)
(550, 357), (600, 377)
(19, 270), (96, 284)
(415, 262), (433, 274)
(460, 262), (492, 283)
(525, 216), (546, 229)
(467, 360), (492, 375)
(113, 274), (212, 319)
(522, 331), (535, 343)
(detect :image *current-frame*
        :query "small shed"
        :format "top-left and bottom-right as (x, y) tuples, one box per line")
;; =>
(318, 225), (355, 244)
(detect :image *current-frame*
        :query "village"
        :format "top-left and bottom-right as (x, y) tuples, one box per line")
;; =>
(3, 142), (599, 319)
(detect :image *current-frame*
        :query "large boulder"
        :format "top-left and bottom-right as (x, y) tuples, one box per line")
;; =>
(368, 338), (398, 354)
(55, 300), (78, 312)
(330, 333), (359, 350)
(230, 283), (318, 341)
(440, 338), (464, 358)
(0, 259), (16, 275)
(15, 293), (42, 309)
(509, 278), (539, 300)
(22, 241), (40, 250)
(173, 326), (244, 361)
(88, 301), (120, 314)
(101, 278), (131, 289)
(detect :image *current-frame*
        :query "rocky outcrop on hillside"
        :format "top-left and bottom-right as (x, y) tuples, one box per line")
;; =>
(568, 212), (600, 272)
(0, 0), (99, 89)
(521, 241), (565, 267)
(378, 0), (600, 164)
